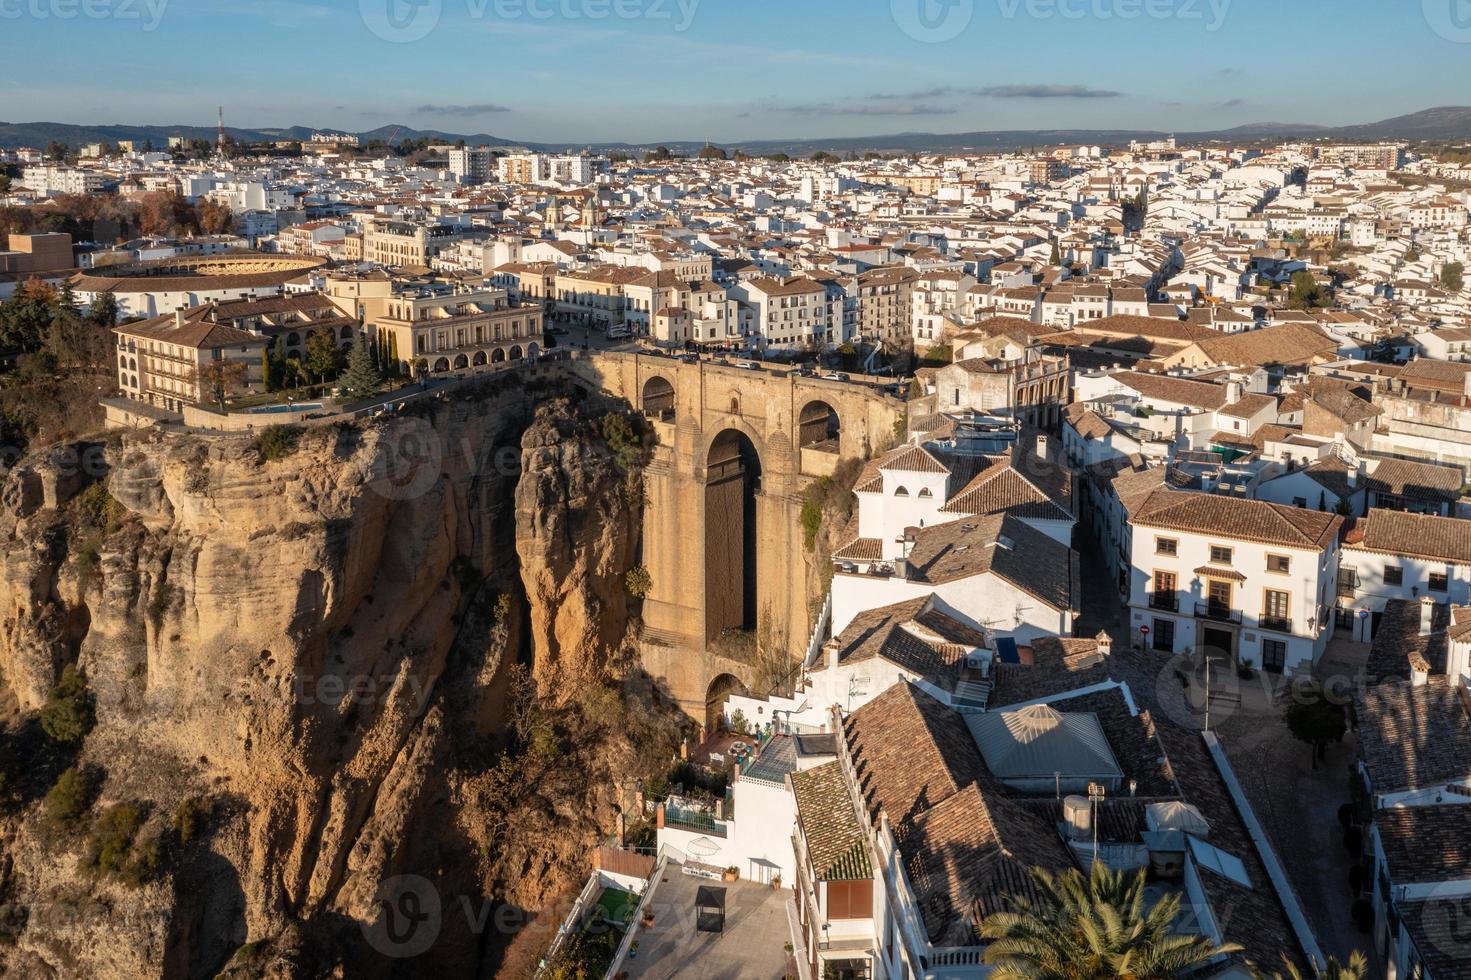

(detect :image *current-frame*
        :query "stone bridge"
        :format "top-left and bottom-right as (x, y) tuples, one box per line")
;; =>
(569, 352), (903, 724)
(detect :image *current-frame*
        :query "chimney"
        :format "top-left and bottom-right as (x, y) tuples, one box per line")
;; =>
(1409, 653), (1430, 688)
(1095, 630), (1113, 658)
(825, 639), (839, 673)
(1420, 595), (1436, 636)
(1036, 433), (1049, 457)
(1226, 380), (1243, 405)
(175, 308), (185, 329)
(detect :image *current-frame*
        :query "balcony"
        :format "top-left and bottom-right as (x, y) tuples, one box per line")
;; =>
(1259, 615), (1293, 634)
(1148, 592), (1179, 612)
(1195, 602), (1242, 624)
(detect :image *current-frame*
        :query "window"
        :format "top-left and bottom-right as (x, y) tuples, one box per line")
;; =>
(1209, 545), (1233, 565)
(1267, 555), (1291, 573)
(893, 486), (909, 497)
(1429, 571), (1449, 592)
(1384, 565), (1403, 586)
(1156, 537), (1178, 556)
(1207, 579), (1233, 611)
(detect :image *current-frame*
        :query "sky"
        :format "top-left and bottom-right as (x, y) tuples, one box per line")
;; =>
(1, 0), (1469, 143)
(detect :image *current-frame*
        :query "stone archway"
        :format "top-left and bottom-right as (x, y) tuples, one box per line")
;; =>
(472, 350), (487, 366)
(797, 399), (840, 451)
(492, 348), (506, 363)
(642, 376), (676, 419)
(452, 353), (469, 369)
(705, 672), (749, 733)
(705, 428), (763, 642)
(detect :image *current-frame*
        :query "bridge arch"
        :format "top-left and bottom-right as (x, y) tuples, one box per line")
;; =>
(797, 399), (841, 451)
(642, 375), (676, 419)
(704, 427), (764, 642)
(706, 673), (749, 732)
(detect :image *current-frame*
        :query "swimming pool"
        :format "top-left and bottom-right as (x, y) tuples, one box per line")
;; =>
(247, 402), (323, 414)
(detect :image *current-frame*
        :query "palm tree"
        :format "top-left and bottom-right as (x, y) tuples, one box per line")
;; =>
(981, 862), (1242, 979)
(1257, 951), (1369, 980)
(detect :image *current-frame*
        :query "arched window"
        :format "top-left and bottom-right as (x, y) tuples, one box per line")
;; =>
(894, 486), (910, 497)
(917, 488), (933, 498)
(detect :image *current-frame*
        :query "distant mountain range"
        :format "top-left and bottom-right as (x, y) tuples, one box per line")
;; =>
(4, 106), (1471, 156)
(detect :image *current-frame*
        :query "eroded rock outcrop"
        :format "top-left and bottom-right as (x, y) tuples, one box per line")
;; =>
(0, 382), (683, 979)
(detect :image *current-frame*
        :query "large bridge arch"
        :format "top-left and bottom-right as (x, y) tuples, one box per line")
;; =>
(704, 427), (763, 641)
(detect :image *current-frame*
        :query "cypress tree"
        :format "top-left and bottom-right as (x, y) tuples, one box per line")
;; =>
(338, 331), (381, 398)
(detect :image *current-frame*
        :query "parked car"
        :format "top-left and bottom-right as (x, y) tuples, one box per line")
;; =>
(823, 371), (851, 382)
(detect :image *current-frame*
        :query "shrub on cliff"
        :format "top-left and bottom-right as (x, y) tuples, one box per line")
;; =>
(253, 424), (300, 462)
(83, 802), (158, 886)
(40, 665), (94, 746)
(42, 764), (101, 832)
(624, 565), (652, 599)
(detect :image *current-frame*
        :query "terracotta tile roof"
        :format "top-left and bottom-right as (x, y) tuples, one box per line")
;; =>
(1132, 490), (1343, 550)
(1375, 804), (1471, 883)
(938, 456), (1072, 522)
(1110, 371), (1227, 410)
(1363, 598), (1448, 682)
(1356, 676), (1471, 793)
(1397, 899), (1471, 980)
(1366, 459), (1463, 503)
(879, 444), (950, 474)
(989, 638), (1110, 709)
(1188, 323), (1339, 367)
(904, 513), (1078, 613)
(829, 596), (985, 692)
(790, 762), (872, 882)
(840, 683), (1072, 945)
(1349, 510), (1471, 564)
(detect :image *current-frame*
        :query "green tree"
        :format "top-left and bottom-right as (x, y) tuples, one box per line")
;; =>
(42, 765), (101, 832)
(1284, 689), (1346, 768)
(1441, 261), (1464, 292)
(698, 144), (727, 160)
(980, 863), (1242, 979)
(303, 330), (342, 384)
(1288, 270), (1326, 309)
(1050, 238), (1062, 265)
(88, 292), (118, 328)
(45, 141), (68, 162)
(337, 332), (381, 398)
(40, 665), (95, 745)
(191, 359), (247, 411)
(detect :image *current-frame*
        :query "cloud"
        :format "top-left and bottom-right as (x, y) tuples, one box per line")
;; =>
(974, 84), (1122, 99)
(1216, 67), (1244, 76)
(765, 101), (957, 117)
(868, 87), (955, 101)
(415, 103), (512, 116)
(1220, 98), (1246, 108)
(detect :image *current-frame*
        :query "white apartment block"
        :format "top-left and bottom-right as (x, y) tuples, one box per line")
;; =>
(1127, 491), (1343, 675)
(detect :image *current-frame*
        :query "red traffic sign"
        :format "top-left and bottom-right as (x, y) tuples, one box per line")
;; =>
(1139, 625), (1150, 635)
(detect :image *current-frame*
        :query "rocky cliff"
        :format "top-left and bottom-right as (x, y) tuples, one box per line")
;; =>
(0, 380), (685, 979)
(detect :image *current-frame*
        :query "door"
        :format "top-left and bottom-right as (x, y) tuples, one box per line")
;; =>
(1262, 638), (1287, 674)
(1202, 626), (1234, 665)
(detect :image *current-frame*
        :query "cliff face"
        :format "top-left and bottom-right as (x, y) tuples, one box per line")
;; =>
(0, 384), (682, 979)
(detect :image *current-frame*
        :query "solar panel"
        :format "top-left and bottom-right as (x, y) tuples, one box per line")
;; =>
(1187, 836), (1251, 888)
(996, 637), (1020, 664)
